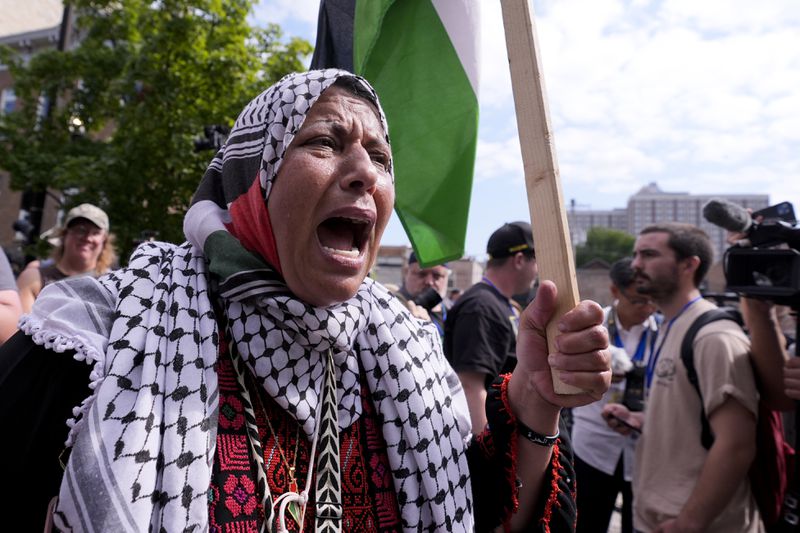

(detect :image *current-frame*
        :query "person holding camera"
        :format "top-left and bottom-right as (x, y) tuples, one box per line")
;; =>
(572, 258), (658, 533)
(603, 223), (761, 533)
(724, 216), (797, 412)
(444, 221), (539, 435)
(739, 297), (796, 411)
(396, 251), (451, 337)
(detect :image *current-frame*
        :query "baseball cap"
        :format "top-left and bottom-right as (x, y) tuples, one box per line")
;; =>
(64, 203), (109, 232)
(487, 221), (535, 259)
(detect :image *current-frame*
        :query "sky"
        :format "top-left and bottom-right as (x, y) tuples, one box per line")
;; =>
(252, 0), (800, 259)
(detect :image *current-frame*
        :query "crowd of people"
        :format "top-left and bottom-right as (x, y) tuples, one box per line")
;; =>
(394, 219), (798, 533)
(0, 68), (796, 533)
(398, 215), (798, 533)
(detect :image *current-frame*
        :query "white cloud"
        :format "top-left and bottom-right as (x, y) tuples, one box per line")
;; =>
(556, 126), (665, 189)
(474, 137), (523, 184)
(659, 0), (800, 33)
(251, 0), (319, 30)
(478, 2), (513, 108)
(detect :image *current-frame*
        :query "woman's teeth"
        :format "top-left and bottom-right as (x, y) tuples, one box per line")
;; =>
(322, 245), (359, 257)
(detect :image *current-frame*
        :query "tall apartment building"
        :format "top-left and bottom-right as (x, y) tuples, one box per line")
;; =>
(568, 207), (628, 245)
(568, 182), (769, 260)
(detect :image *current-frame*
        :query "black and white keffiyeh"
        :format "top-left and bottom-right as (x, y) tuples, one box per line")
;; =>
(22, 70), (475, 532)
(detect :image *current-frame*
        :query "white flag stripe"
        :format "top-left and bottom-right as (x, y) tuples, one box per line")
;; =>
(431, 0), (481, 97)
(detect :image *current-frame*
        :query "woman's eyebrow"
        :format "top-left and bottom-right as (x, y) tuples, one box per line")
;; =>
(364, 135), (390, 151)
(325, 121), (388, 149)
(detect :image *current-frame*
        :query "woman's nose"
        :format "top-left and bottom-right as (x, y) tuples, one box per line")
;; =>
(339, 146), (380, 194)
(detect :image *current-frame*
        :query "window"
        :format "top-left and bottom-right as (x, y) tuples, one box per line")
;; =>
(1, 88), (16, 115)
(36, 94), (50, 120)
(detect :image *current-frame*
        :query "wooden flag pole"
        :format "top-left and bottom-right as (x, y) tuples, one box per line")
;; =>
(500, 0), (583, 394)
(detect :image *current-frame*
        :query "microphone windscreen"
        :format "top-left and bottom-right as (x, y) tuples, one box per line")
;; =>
(702, 199), (752, 233)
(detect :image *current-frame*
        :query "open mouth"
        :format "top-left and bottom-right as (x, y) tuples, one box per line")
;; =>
(317, 216), (372, 258)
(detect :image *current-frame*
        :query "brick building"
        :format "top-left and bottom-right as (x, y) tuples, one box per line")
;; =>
(0, 0), (65, 254)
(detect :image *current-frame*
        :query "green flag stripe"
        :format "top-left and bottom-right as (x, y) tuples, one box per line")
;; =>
(204, 229), (268, 281)
(354, 0), (479, 267)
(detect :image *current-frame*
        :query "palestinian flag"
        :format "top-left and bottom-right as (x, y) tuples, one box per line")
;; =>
(311, 0), (481, 267)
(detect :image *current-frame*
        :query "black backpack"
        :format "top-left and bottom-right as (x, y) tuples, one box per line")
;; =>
(681, 309), (796, 531)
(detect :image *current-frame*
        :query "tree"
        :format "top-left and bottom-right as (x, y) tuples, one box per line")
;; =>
(574, 227), (635, 267)
(0, 0), (311, 260)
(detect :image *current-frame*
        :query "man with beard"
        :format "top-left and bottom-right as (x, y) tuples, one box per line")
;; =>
(572, 258), (658, 533)
(396, 251), (451, 338)
(603, 223), (762, 533)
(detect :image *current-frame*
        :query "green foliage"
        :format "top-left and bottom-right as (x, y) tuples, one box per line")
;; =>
(0, 0), (311, 260)
(575, 227), (635, 267)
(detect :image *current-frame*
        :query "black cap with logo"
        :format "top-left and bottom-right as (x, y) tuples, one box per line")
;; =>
(486, 221), (535, 259)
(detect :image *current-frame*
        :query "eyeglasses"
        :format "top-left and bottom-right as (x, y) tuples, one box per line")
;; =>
(620, 291), (653, 307)
(68, 225), (104, 238)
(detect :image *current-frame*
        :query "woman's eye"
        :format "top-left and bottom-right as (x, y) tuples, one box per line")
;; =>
(310, 136), (336, 149)
(370, 152), (390, 171)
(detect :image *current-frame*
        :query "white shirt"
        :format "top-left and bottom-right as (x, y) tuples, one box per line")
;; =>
(571, 305), (658, 480)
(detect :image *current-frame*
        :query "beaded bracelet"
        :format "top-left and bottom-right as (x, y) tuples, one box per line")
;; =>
(518, 420), (559, 447)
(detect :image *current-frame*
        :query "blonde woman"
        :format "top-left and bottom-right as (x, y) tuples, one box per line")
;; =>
(16, 203), (116, 312)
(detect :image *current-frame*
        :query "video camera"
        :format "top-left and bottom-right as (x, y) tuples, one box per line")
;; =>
(703, 199), (800, 307)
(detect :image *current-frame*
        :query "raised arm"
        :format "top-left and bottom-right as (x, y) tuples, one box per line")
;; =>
(740, 297), (793, 410)
(506, 280), (611, 530)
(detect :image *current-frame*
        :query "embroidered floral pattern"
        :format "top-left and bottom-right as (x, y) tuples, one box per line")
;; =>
(223, 474), (257, 517)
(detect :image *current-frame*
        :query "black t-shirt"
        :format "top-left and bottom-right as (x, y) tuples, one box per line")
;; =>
(443, 282), (518, 387)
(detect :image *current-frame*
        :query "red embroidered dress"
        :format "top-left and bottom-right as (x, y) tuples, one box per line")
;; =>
(209, 335), (402, 532)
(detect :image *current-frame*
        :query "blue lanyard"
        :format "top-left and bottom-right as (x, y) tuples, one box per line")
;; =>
(481, 277), (519, 326)
(645, 296), (702, 390)
(608, 310), (651, 363)
(627, 330), (649, 363)
(433, 305), (447, 338)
